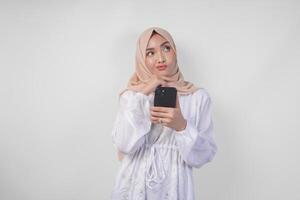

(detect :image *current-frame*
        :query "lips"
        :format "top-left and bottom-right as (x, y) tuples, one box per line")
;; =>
(156, 64), (167, 71)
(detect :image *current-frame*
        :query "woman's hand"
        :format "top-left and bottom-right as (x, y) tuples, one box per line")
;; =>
(150, 93), (187, 131)
(142, 74), (167, 95)
(117, 150), (124, 162)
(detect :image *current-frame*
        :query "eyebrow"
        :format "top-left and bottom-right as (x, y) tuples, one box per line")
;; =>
(146, 41), (170, 51)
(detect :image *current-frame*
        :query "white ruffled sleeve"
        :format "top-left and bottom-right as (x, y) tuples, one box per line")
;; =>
(174, 90), (218, 168)
(111, 90), (152, 155)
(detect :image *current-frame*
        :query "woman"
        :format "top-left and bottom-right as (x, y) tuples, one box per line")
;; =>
(111, 27), (217, 200)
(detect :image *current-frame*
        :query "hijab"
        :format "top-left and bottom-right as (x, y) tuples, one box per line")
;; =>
(119, 27), (201, 97)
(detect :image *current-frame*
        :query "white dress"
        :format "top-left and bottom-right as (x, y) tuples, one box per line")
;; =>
(111, 88), (218, 200)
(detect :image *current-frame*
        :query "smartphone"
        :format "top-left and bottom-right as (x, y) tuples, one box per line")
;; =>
(154, 86), (177, 108)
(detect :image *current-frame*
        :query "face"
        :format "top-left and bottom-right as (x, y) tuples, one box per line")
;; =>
(145, 33), (177, 77)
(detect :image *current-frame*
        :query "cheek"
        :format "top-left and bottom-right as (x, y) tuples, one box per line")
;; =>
(166, 53), (176, 67)
(145, 58), (157, 72)
(145, 58), (152, 67)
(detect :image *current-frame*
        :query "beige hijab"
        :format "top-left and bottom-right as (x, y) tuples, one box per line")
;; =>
(119, 27), (200, 97)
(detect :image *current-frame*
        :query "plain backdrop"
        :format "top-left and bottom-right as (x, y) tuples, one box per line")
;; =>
(0, 0), (299, 199)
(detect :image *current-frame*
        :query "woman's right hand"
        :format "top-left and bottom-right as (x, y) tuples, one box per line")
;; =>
(142, 75), (167, 95)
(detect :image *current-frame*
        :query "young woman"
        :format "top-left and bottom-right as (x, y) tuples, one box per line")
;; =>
(111, 27), (217, 200)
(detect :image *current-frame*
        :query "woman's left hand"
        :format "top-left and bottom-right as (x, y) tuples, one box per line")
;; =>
(150, 93), (187, 131)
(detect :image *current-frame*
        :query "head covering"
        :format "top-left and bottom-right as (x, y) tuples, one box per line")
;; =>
(119, 27), (201, 97)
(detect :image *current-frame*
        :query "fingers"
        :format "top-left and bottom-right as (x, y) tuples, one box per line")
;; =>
(150, 116), (161, 123)
(161, 82), (167, 87)
(151, 106), (170, 113)
(150, 110), (171, 118)
(150, 116), (168, 124)
(176, 93), (179, 108)
(150, 106), (168, 124)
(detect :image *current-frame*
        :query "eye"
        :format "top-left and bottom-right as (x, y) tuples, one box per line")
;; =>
(163, 45), (171, 52)
(146, 51), (154, 57)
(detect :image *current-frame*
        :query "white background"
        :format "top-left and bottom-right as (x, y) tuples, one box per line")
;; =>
(0, 0), (299, 199)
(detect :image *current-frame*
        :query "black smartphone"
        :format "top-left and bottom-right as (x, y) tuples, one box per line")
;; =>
(154, 86), (177, 108)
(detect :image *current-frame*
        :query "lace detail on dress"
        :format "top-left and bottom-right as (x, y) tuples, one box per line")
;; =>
(145, 146), (167, 189)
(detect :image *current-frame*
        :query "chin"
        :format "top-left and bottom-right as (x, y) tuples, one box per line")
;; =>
(158, 71), (172, 76)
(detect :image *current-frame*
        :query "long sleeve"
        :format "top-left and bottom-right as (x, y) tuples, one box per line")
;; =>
(111, 90), (152, 155)
(174, 90), (218, 168)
